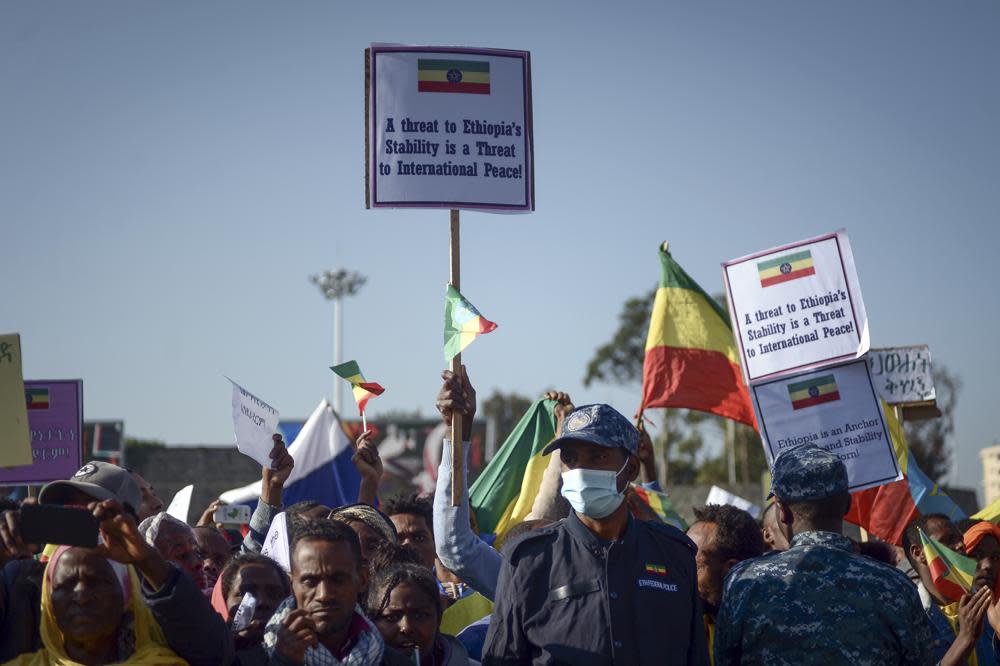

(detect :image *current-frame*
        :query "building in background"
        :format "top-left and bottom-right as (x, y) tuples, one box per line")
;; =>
(981, 444), (1000, 506)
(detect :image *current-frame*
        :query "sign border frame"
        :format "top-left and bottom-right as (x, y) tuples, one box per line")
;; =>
(366, 44), (534, 212)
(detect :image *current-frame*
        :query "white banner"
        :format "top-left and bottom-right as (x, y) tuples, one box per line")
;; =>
(705, 486), (761, 519)
(868, 345), (936, 405)
(723, 230), (869, 384)
(751, 359), (902, 493)
(165, 484), (193, 524)
(261, 511), (290, 573)
(367, 45), (533, 212)
(228, 377), (279, 467)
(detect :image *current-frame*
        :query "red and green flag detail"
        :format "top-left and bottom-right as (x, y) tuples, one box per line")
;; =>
(25, 387), (49, 410)
(444, 284), (497, 363)
(919, 527), (976, 602)
(330, 361), (384, 415)
(757, 250), (815, 288)
(846, 400), (966, 545)
(418, 59), (490, 95)
(631, 485), (688, 531)
(641, 244), (756, 427)
(469, 398), (556, 541)
(787, 374), (840, 410)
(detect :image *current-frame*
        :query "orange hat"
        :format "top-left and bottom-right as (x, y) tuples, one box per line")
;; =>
(963, 521), (1000, 596)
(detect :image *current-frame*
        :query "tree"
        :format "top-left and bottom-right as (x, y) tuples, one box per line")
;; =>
(481, 389), (533, 449)
(904, 367), (961, 484)
(583, 289), (765, 486)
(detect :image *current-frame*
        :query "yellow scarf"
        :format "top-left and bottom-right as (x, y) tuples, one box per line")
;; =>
(3, 551), (188, 666)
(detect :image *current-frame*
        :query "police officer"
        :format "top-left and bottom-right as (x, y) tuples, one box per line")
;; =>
(713, 443), (934, 665)
(482, 404), (708, 665)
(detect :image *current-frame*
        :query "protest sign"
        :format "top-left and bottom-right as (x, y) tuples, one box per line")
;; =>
(166, 484), (193, 524)
(261, 511), (290, 573)
(723, 230), (869, 383)
(868, 345), (936, 405)
(228, 378), (280, 467)
(751, 359), (902, 493)
(0, 380), (83, 485)
(705, 486), (762, 519)
(0, 334), (32, 468)
(366, 44), (533, 211)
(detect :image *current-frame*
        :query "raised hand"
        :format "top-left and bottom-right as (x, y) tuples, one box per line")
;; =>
(436, 365), (476, 441)
(543, 391), (574, 436)
(262, 434), (294, 507)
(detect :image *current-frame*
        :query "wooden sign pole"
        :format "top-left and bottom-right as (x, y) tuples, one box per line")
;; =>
(450, 209), (464, 506)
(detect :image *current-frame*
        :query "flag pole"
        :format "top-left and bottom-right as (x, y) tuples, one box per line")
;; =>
(450, 209), (464, 506)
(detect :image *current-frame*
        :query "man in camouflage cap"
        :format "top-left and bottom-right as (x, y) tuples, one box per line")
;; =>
(713, 443), (934, 665)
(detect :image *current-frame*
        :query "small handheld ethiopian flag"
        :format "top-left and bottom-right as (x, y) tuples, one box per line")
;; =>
(919, 527), (976, 602)
(330, 361), (385, 428)
(444, 284), (497, 363)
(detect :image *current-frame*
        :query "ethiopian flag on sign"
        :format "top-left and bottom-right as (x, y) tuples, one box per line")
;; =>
(640, 244), (755, 427)
(757, 250), (815, 287)
(919, 527), (976, 602)
(444, 285), (497, 363)
(330, 361), (385, 415)
(469, 398), (556, 541)
(787, 375), (839, 410)
(25, 387), (49, 410)
(418, 59), (490, 95)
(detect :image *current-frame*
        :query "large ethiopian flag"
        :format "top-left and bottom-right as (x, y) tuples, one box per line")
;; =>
(469, 398), (557, 541)
(641, 243), (755, 427)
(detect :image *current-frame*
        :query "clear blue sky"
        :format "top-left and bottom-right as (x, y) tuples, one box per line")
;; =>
(2, 2), (998, 493)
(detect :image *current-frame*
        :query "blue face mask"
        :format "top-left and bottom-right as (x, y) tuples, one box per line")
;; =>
(560, 457), (629, 519)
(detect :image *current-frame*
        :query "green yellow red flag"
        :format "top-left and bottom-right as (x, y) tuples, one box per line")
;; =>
(919, 527), (976, 602)
(630, 484), (687, 530)
(444, 284), (497, 363)
(640, 244), (755, 427)
(418, 59), (490, 95)
(469, 398), (556, 541)
(330, 361), (384, 415)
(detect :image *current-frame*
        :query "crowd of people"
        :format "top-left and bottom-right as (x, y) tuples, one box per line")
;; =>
(2, 367), (999, 665)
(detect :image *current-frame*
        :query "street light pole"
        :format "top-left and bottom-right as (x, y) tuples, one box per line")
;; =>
(309, 269), (366, 416)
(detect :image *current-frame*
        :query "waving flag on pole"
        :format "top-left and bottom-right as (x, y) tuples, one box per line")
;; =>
(331, 361), (385, 415)
(220, 399), (360, 510)
(919, 527), (976, 602)
(640, 242), (755, 427)
(845, 401), (965, 545)
(444, 284), (497, 363)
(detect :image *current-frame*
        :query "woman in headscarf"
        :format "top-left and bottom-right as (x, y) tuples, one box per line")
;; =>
(328, 503), (398, 570)
(3, 545), (187, 666)
(964, 521), (1000, 596)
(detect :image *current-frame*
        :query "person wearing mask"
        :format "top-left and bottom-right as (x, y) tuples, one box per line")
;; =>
(903, 514), (1000, 665)
(686, 504), (764, 662)
(713, 444), (934, 665)
(262, 519), (409, 665)
(367, 563), (472, 666)
(483, 403), (707, 665)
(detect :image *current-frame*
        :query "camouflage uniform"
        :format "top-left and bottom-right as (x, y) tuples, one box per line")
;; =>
(713, 444), (934, 666)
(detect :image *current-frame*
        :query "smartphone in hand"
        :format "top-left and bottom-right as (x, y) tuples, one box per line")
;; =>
(20, 504), (99, 548)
